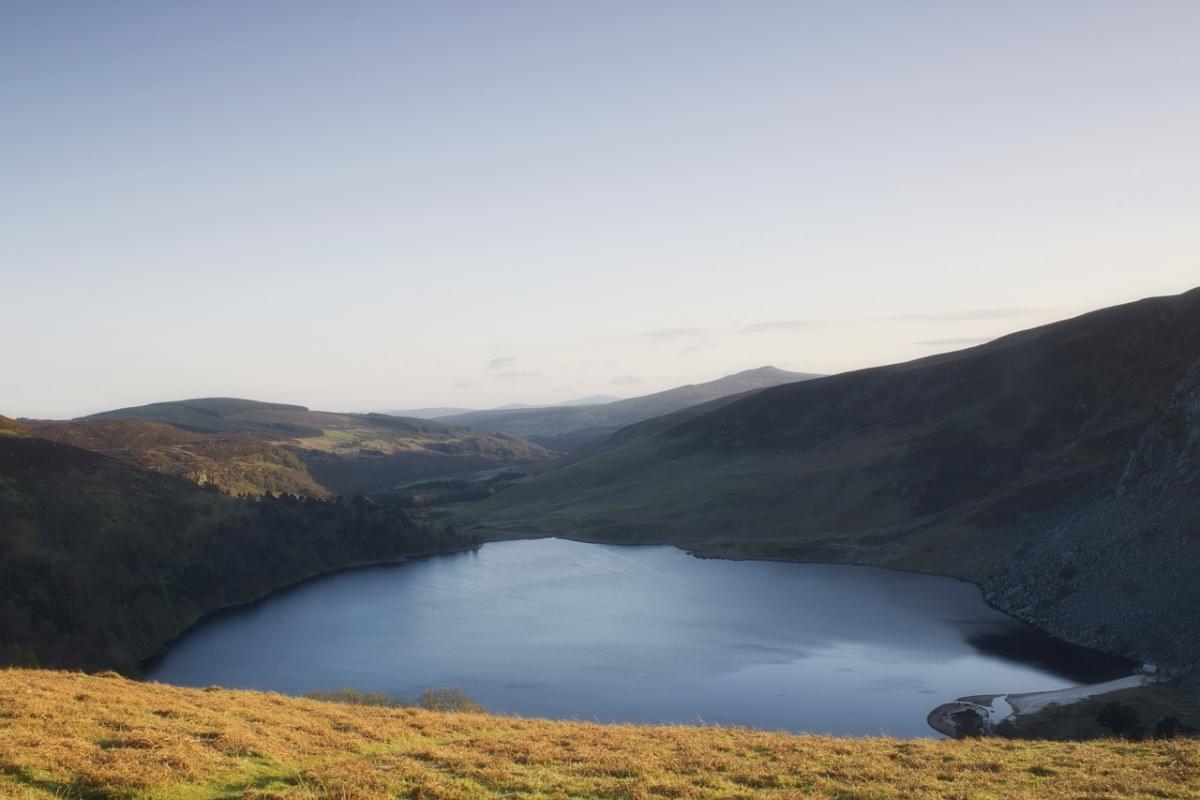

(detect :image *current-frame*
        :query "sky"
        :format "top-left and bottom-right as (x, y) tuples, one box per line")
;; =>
(2, 1), (1198, 418)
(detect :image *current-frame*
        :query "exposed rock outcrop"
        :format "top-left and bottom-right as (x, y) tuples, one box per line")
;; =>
(984, 358), (1200, 672)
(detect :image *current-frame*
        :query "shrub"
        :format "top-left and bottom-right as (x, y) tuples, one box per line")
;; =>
(303, 689), (406, 708)
(1097, 702), (1145, 739)
(417, 688), (486, 713)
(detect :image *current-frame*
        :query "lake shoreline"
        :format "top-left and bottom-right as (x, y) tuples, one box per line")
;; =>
(460, 527), (1142, 735)
(137, 541), (482, 676)
(142, 535), (1136, 738)
(463, 525), (1139, 675)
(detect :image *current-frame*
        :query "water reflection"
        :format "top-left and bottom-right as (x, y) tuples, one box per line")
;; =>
(145, 538), (1129, 736)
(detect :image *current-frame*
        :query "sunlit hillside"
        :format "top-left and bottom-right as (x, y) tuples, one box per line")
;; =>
(1, 669), (1198, 799)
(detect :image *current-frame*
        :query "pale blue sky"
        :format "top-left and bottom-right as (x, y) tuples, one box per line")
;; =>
(3, 1), (1198, 418)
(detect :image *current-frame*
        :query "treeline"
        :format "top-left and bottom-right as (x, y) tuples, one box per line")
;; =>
(0, 435), (477, 673)
(370, 471), (526, 508)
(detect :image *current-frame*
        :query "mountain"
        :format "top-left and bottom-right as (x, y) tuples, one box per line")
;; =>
(439, 366), (820, 452)
(0, 432), (476, 672)
(30, 400), (553, 497)
(463, 289), (1200, 671)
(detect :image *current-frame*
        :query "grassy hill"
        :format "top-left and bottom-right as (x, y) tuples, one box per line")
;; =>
(0, 434), (476, 673)
(28, 400), (553, 497)
(2, 670), (1197, 800)
(439, 366), (820, 451)
(463, 288), (1200, 672)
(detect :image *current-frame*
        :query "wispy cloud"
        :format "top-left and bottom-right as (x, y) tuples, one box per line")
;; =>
(739, 320), (824, 334)
(611, 374), (642, 386)
(487, 356), (517, 370)
(636, 327), (709, 340)
(493, 370), (539, 380)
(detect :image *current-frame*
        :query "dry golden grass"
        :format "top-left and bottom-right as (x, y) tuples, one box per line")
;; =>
(1, 669), (1198, 799)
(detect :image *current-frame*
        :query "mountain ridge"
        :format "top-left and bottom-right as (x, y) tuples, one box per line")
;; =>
(439, 366), (821, 452)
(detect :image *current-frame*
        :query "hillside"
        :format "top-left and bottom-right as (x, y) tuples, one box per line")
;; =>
(440, 366), (820, 451)
(25, 419), (330, 497)
(464, 288), (1200, 671)
(33, 400), (553, 497)
(0, 416), (30, 437)
(0, 433), (476, 672)
(2, 670), (1197, 800)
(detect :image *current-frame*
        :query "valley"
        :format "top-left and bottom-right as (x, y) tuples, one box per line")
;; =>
(3, 291), (1200, 796)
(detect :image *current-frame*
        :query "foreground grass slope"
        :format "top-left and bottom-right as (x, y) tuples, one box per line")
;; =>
(2, 670), (1198, 800)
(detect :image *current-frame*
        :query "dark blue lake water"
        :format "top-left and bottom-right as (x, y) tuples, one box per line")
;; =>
(145, 538), (1128, 736)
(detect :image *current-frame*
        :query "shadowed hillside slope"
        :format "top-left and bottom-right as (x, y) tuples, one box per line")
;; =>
(466, 289), (1200, 670)
(985, 354), (1200, 671)
(3, 669), (1198, 799)
(33, 400), (553, 497)
(0, 434), (476, 672)
(439, 366), (820, 451)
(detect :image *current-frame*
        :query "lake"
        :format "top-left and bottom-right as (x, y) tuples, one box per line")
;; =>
(144, 538), (1130, 736)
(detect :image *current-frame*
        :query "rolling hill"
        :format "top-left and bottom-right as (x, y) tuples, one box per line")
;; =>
(29, 399), (553, 497)
(0, 432), (476, 672)
(463, 288), (1200, 673)
(438, 366), (820, 451)
(83, 397), (314, 434)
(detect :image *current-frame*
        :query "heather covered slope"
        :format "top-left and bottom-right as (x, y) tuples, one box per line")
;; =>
(465, 289), (1200, 667)
(3, 670), (1198, 800)
(0, 434), (475, 672)
(440, 366), (820, 451)
(31, 400), (553, 497)
(26, 418), (330, 497)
